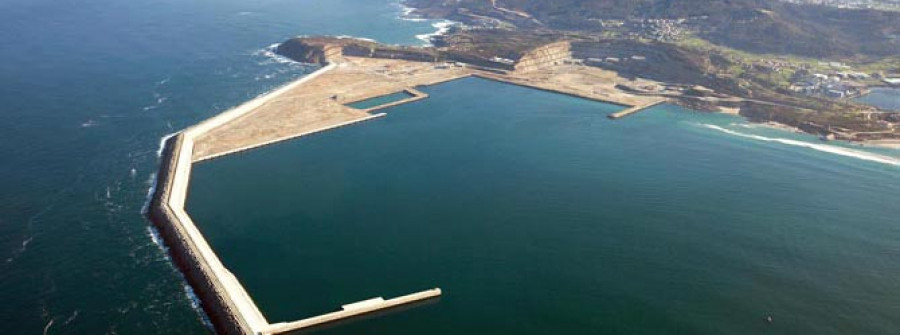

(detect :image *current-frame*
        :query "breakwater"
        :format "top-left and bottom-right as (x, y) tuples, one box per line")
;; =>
(148, 61), (442, 334)
(264, 289), (442, 334)
(150, 134), (263, 334)
(608, 99), (667, 119)
(145, 38), (678, 333)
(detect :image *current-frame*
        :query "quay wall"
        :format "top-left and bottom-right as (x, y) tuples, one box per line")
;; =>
(471, 73), (632, 107)
(608, 99), (667, 119)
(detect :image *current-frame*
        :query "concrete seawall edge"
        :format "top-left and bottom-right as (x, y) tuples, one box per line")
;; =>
(149, 134), (256, 335)
(147, 60), (450, 335)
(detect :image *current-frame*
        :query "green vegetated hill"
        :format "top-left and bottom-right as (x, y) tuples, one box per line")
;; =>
(407, 0), (900, 58)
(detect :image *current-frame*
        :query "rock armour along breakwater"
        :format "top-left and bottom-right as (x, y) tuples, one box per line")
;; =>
(150, 134), (259, 335)
(149, 60), (446, 334)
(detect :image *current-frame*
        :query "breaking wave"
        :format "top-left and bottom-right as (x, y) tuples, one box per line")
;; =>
(253, 43), (298, 65)
(251, 43), (319, 81)
(416, 20), (455, 46)
(700, 123), (900, 167)
(394, 1), (427, 22)
(156, 132), (177, 157)
(141, 132), (177, 215)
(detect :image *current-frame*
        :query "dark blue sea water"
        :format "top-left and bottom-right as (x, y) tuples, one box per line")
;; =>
(3, 0), (900, 334)
(188, 77), (900, 334)
(0, 0), (444, 333)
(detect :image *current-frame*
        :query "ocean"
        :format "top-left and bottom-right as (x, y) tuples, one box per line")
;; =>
(1, 0), (899, 334)
(0, 0), (446, 333)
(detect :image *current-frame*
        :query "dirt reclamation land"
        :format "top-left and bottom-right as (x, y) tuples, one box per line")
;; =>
(192, 56), (663, 161)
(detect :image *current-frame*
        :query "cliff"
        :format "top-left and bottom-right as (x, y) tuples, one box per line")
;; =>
(275, 37), (349, 65)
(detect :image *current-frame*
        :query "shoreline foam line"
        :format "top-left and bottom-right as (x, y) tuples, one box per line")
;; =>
(701, 124), (900, 166)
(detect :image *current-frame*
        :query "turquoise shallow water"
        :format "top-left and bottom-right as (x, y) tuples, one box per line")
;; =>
(188, 77), (900, 334)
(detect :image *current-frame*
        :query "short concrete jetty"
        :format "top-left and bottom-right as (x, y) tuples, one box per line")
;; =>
(608, 99), (667, 119)
(263, 289), (442, 334)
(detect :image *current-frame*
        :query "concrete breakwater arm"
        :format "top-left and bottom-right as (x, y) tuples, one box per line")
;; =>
(607, 99), (667, 119)
(149, 64), (345, 334)
(150, 62), (341, 334)
(150, 61), (445, 334)
(152, 133), (442, 334)
(263, 289), (442, 334)
(150, 134), (265, 334)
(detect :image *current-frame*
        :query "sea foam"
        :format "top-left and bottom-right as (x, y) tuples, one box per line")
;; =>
(416, 20), (455, 46)
(394, 1), (428, 22)
(141, 132), (177, 215)
(700, 123), (900, 166)
(254, 43), (299, 65)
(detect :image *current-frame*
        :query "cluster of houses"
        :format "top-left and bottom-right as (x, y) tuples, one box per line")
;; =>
(589, 18), (688, 42)
(790, 71), (871, 98)
(620, 19), (688, 42)
(748, 59), (802, 73)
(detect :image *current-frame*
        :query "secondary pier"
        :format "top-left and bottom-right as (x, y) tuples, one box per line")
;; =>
(263, 289), (442, 334)
(608, 99), (667, 119)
